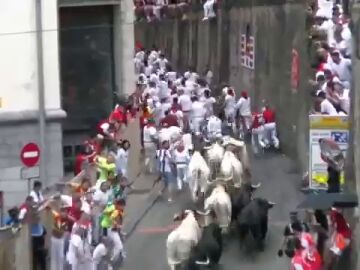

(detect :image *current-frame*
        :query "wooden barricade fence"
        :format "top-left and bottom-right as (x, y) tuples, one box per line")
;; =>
(0, 113), (142, 270)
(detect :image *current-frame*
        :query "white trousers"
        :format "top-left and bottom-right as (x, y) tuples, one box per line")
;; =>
(51, 236), (64, 270)
(251, 126), (266, 154)
(263, 122), (279, 148)
(191, 117), (203, 133)
(144, 142), (157, 173)
(203, 0), (216, 18)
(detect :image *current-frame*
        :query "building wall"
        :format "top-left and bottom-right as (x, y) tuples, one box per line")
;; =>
(0, 0), (65, 209)
(134, 1), (311, 171)
(0, 0), (61, 112)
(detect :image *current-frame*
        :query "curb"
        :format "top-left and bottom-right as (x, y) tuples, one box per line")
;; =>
(124, 188), (164, 241)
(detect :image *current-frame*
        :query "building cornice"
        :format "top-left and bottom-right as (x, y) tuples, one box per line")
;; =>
(0, 109), (67, 124)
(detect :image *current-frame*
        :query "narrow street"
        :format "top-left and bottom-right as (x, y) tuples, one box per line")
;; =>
(123, 151), (304, 270)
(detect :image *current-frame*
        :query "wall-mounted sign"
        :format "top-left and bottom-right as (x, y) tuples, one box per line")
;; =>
(309, 115), (349, 190)
(291, 49), (300, 91)
(240, 34), (255, 70)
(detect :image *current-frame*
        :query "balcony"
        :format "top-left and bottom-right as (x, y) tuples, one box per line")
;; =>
(59, 0), (121, 7)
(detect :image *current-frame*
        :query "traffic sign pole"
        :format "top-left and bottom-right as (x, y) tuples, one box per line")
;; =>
(20, 143), (41, 195)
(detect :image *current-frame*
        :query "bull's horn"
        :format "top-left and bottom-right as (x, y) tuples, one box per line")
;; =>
(251, 183), (261, 189)
(196, 210), (211, 216)
(195, 257), (210, 266)
(268, 201), (276, 206)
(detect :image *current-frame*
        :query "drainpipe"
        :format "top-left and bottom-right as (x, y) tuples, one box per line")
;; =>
(35, 0), (47, 185)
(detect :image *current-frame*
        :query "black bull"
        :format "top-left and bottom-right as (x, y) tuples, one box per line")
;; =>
(236, 198), (275, 251)
(186, 223), (223, 270)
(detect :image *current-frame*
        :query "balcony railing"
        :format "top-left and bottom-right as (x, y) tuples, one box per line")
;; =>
(59, 0), (121, 7)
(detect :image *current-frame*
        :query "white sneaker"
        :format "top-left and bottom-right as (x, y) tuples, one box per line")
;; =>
(202, 17), (209, 21)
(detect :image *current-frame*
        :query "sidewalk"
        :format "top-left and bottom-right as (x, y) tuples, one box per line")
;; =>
(123, 172), (164, 238)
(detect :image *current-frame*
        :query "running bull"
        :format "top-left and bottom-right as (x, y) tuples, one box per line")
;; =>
(236, 198), (276, 251)
(186, 223), (223, 270)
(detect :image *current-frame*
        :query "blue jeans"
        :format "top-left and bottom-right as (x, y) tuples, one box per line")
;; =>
(161, 171), (175, 187)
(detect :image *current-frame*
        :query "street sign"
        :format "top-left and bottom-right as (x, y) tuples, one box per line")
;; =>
(21, 166), (40, 179)
(20, 143), (40, 167)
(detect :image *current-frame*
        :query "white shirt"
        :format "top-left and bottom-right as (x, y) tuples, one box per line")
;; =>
(160, 102), (172, 119)
(92, 243), (107, 264)
(330, 58), (351, 83)
(207, 116), (222, 135)
(66, 234), (91, 265)
(178, 94), (192, 112)
(341, 26), (352, 56)
(143, 125), (157, 143)
(100, 122), (110, 134)
(202, 97), (216, 117)
(191, 101), (206, 119)
(168, 126), (182, 142)
(159, 128), (171, 144)
(235, 97), (251, 116)
(81, 199), (91, 214)
(158, 80), (169, 99)
(206, 70), (213, 85)
(293, 264), (304, 270)
(148, 51), (159, 65)
(157, 58), (168, 70)
(156, 149), (172, 173)
(337, 89), (350, 114)
(167, 71), (177, 82)
(317, 0), (333, 19)
(93, 189), (111, 207)
(150, 73), (159, 85)
(173, 150), (190, 168)
(30, 190), (44, 204)
(116, 148), (129, 176)
(224, 94), (236, 113)
(320, 99), (338, 115)
(144, 65), (153, 77)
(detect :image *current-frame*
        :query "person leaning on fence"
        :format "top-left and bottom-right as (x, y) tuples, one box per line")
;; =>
(31, 217), (47, 270)
(95, 154), (117, 184)
(50, 206), (71, 270)
(92, 236), (114, 270)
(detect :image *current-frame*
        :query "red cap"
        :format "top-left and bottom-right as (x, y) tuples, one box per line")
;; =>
(241, 90), (248, 98)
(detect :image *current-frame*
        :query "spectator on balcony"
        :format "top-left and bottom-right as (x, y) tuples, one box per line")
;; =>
(329, 50), (351, 89)
(333, 77), (350, 114)
(332, 20), (352, 58)
(202, 0), (217, 21)
(316, 91), (338, 115)
(153, 0), (167, 20)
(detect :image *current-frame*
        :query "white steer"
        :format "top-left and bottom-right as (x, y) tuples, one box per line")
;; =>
(220, 151), (243, 188)
(223, 138), (251, 176)
(166, 210), (202, 270)
(204, 142), (225, 181)
(204, 184), (232, 233)
(187, 151), (210, 201)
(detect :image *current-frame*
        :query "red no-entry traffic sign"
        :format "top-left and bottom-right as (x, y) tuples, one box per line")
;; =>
(20, 143), (40, 167)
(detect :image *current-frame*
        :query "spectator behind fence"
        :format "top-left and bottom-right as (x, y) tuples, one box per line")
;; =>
(30, 180), (45, 206)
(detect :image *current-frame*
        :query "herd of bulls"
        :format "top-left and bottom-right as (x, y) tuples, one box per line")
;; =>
(166, 138), (276, 270)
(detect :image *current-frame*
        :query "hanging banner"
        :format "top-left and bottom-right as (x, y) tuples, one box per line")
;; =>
(240, 34), (255, 70)
(291, 49), (299, 91)
(309, 115), (349, 189)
